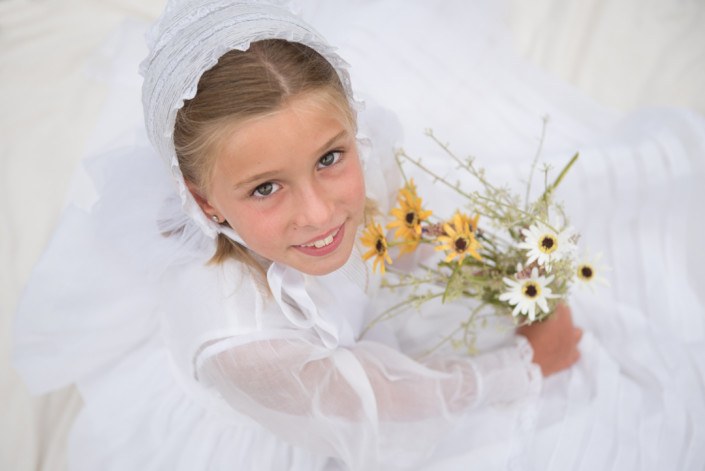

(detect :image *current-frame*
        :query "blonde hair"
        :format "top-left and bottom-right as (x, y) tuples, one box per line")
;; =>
(173, 39), (355, 271)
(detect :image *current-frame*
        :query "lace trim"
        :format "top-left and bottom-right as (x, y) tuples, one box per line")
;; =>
(515, 335), (542, 396)
(507, 335), (542, 471)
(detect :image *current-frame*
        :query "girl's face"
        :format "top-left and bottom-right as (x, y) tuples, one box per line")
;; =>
(198, 92), (366, 276)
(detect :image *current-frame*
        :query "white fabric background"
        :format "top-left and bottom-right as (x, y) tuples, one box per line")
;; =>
(1, 0), (703, 469)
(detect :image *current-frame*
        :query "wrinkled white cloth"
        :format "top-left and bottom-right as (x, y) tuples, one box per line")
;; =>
(12, 1), (705, 470)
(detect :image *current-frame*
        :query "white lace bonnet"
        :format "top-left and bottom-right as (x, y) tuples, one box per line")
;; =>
(140, 0), (354, 242)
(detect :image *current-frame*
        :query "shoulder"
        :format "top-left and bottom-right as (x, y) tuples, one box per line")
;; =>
(161, 256), (263, 323)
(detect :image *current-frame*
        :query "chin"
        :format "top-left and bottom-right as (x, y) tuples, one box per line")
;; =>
(298, 253), (351, 276)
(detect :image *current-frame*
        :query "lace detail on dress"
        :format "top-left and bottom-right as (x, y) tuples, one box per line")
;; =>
(515, 334), (542, 396)
(508, 335), (542, 471)
(468, 335), (543, 407)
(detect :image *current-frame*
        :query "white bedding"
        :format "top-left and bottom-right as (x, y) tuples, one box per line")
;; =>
(1, 0), (703, 469)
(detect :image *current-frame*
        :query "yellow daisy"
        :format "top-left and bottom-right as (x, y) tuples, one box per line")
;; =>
(361, 221), (392, 274)
(435, 212), (482, 263)
(456, 212), (480, 233)
(387, 179), (433, 254)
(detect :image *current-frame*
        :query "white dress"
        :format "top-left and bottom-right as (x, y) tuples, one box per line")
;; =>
(12, 1), (705, 470)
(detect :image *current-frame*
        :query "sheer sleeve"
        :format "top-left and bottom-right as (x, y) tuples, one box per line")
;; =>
(196, 333), (541, 469)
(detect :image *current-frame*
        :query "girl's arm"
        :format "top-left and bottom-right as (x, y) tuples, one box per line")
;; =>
(197, 333), (541, 468)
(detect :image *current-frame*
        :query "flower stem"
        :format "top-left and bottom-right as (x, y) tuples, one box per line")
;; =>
(525, 116), (549, 211)
(425, 130), (499, 192)
(396, 149), (475, 200)
(540, 152), (579, 205)
(394, 150), (410, 185)
(360, 291), (444, 338)
(419, 302), (487, 359)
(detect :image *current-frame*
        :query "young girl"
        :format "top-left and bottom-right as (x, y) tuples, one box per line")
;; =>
(13, 1), (705, 470)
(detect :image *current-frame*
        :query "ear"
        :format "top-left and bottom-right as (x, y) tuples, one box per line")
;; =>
(185, 180), (221, 221)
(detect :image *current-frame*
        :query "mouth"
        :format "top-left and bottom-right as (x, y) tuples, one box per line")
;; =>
(293, 224), (346, 256)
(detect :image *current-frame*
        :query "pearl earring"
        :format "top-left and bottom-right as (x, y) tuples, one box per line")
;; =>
(211, 215), (220, 223)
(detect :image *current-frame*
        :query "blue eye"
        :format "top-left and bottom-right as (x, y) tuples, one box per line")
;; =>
(252, 181), (281, 198)
(318, 151), (342, 168)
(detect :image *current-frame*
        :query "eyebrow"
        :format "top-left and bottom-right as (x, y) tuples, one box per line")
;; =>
(232, 129), (349, 190)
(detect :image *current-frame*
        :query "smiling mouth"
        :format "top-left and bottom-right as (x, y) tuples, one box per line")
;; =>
(296, 226), (342, 248)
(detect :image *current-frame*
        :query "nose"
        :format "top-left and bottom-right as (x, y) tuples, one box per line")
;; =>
(292, 181), (335, 229)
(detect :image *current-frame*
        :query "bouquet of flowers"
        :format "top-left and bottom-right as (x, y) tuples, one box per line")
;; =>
(360, 127), (607, 353)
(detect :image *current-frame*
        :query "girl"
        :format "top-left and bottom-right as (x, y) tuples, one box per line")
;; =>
(13, 1), (705, 470)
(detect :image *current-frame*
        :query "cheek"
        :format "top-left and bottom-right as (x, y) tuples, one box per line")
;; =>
(227, 205), (283, 251)
(351, 174), (366, 215)
(335, 154), (365, 204)
(349, 161), (367, 218)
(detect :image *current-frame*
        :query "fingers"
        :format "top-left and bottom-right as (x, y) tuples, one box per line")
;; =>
(569, 328), (582, 366)
(555, 302), (572, 318)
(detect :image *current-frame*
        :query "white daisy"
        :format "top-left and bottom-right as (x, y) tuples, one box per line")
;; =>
(575, 252), (610, 291)
(518, 222), (576, 269)
(499, 267), (558, 322)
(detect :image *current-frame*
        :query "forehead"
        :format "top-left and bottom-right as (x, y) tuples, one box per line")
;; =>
(214, 92), (354, 178)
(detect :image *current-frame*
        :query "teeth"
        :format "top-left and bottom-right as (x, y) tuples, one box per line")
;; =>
(314, 234), (334, 248)
(301, 229), (338, 248)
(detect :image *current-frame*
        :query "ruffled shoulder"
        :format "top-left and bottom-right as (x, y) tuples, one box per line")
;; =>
(12, 134), (208, 393)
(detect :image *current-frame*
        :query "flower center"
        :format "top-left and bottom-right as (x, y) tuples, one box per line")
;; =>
(539, 235), (557, 254)
(578, 264), (594, 280)
(404, 211), (418, 227)
(375, 239), (385, 254)
(454, 237), (468, 252)
(522, 282), (540, 298)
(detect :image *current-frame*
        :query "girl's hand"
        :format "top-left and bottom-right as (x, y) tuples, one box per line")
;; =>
(517, 303), (582, 377)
